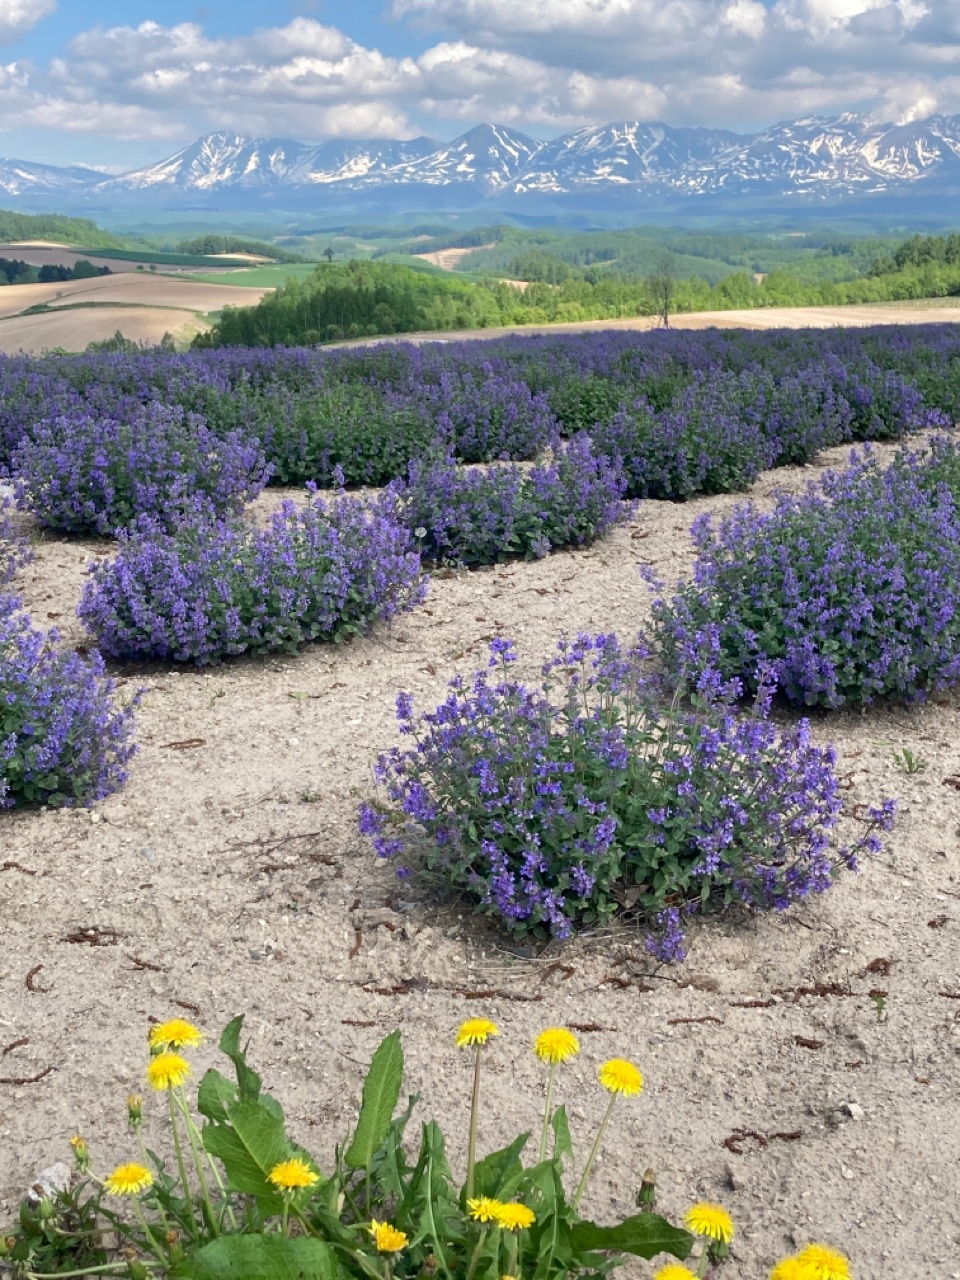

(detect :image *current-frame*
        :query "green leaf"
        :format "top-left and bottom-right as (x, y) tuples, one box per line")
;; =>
(550, 1106), (573, 1163)
(218, 1016), (262, 1102)
(196, 1069), (238, 1125)
(470, 1132), (529, 1202)
(344, 1030), (403, 1171)
(570, 1214), (694, 1262)
(202, 1100), (292, 1211)
(173, 1234), (340, 1280)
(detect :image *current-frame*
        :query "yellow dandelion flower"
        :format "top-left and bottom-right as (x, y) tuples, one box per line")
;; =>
(492, 1202), (536, 1232)
(268, 1158), (320, 1192)
(684, 1202), (734, 1244)
(146, 1051), (191, 1092)
(456, 1018), (499, 1048)
(534, 1027), (580, 1064)
(501, 1275), (519, 1280)
(795, 1244), (851, 1280)
(148, 1018), (203, 1050)
(467, 1196), (504, 1223)
(653, 1267), (698, 1280)
(104, 1163), (154, 1196)
(769, 1260), (809, 1280)
(369, 1220), (409, 1252)
(598, 1058), (644, 1096)
(69, 1135), (88, 1154)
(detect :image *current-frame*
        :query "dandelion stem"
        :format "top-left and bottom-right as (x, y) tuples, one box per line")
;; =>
(464, 1229), (490, 1280)
(466, 1044), (482, 1201)
(281, 1196), (291, 1238)
(133, 1199), (165, 1259)
(175, 1088), (219, 1237)
(175, 1089), (238, 1232)
(538, 1061), (559, 1163)
(572, 1094), (617, 1211)
(168, 1091), (199, 1239)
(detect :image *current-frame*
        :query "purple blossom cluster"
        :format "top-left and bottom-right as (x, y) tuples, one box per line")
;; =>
(0, 491), (28, 586)
(78, 495), (427, 664)
(13, 403), (269, 536)
(0, 597), (139, 807)
(650, 437), (960, 707)
(380, 436), (627, 566)
(358, 635), (893, 949)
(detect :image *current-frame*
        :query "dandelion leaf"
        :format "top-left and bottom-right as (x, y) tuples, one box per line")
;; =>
(173, 1233), (340, 1280)
(570, 1213), (694, 1261)
(344, 1030), (403, 1170)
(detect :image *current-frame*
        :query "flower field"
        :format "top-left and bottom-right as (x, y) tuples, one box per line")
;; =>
(2, 324), (960, 1277)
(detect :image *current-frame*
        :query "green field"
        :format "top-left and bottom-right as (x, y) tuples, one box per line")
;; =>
(180, 263), (324, 287)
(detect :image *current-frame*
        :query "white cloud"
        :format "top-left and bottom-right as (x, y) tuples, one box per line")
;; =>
(0, 0), (54, 44)
(0, 2), (959, 153)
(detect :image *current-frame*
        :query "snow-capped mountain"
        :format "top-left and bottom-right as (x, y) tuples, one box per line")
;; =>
(505, 122), (739, 194)
(95, 131), (439, 193)
(8, 114), (960, 212)
(0, 158), (104, 198)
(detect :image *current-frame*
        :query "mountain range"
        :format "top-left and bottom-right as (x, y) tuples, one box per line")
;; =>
(5, 115), (960, 215)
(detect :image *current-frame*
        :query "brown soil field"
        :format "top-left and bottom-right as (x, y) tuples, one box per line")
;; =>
(413, 243), (496, 269)
(329, 300), (960, 351)
(0, 275), (274, 353)
(2, 435), (958, 1278)
(0, 307), (210, 354)
(0, 245), (149, 274)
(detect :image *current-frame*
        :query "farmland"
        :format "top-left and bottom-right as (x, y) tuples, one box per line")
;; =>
(1, 325), (959, 1276)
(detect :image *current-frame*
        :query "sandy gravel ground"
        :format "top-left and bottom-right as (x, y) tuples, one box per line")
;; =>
(2, 435), (958, 1278)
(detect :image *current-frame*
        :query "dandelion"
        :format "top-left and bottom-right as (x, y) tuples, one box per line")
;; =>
(369, 1220), (409, 1252)
(493, 1203), (536, 1232)
(458, 1018), (499, 1201)
(574, 1058), (645, 1211)
(268, 1158), (320, 1192)
(69, 1135), (90, 1171)
(456, 1018), (499, 1048)
(534, 1027), (580, 1162)
(795, 1244), (851, 1280)
(653, 1267), (698, 1280)
(534, 1027), (579, 1064)
(127, 1094), (143, 1129)
(769, 1260), (809, 1280)
(684, 1202), (734, 1244)
(598, 1058), (644, 1096)
(104, 1163), (154, 1196)
(467, 1197), (504, 1223)
(146, 1051), (191, 1091)
(148, 1019), (203, 1050)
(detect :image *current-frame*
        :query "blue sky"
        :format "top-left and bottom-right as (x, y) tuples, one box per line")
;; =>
(2, 0), (957, 168)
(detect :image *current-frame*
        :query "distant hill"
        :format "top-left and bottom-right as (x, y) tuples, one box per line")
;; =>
(8, 115), (960, 218)
(0, 208), (130, 248)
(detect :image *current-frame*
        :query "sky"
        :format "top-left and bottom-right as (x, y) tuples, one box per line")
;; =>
(2, 0), (959, 168)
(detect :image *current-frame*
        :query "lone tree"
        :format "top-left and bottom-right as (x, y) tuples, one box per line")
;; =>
(647, 255), (676, 327)
(323, 246), (335, 263)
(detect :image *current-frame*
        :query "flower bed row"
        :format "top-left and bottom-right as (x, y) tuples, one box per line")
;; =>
(650, 435), (960, 707)
(2, 326), (955, 538)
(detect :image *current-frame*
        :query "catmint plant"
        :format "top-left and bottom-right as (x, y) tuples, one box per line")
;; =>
(0, 597), (139, 807)
(13, 402), (269, 535)
(650, 437), (960, 708)
(359, 635), (893, 950)
(79, 496), (427, 665)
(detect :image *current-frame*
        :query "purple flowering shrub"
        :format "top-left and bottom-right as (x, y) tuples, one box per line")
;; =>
(0, 598), (138, 807)
(78, 496), (426, 664)
(381, 437), (627, 566)
(13, 403), (269, 535)
(590, 375), (777, 500)
(650, 438), (960, 708)
(252, 383), (438, 487)
(359, 636), (893, 949)
(0, 491), (28, 586)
